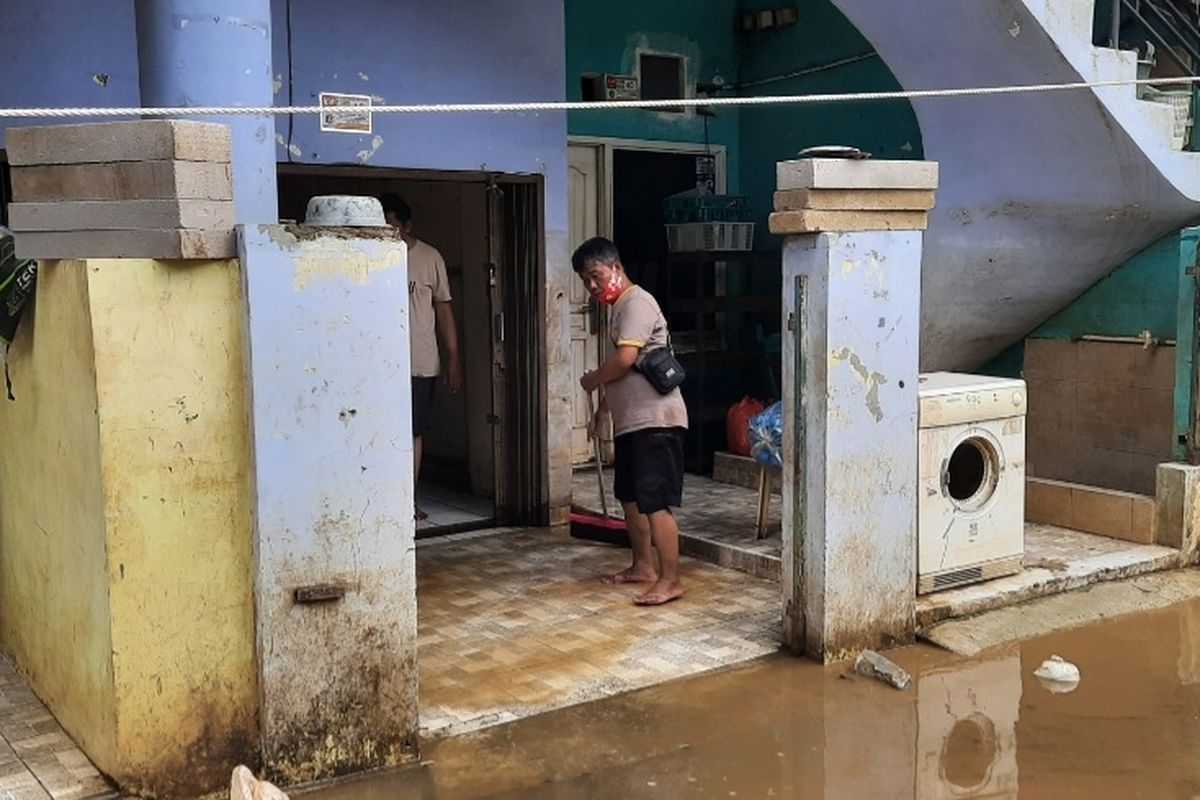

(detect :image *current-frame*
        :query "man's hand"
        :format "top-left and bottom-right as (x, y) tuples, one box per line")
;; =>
(444, 357), (463, 393)
(580, 370), (602, 394)
(587, 404), (609, 441)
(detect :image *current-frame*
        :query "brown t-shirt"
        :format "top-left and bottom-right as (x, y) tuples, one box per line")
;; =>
(606, 285), (689, 437)
(408, 239), (452, 377)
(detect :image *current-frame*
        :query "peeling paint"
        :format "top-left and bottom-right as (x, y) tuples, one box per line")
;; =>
(273, 74), (283, 94)
(829, 347), (888, 422)
(358, 71), (370, 81)
(356, 135), (385, 163)
(91, 73), (109, 87)
(274, 133), (303, 158)
(1009, 20), (1021, 37)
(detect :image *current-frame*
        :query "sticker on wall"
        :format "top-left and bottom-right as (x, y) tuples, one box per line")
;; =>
(603, 74), (640, 101)
(319, 92), (373, 134)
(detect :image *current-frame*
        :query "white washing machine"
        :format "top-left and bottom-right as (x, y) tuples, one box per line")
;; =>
(918, 372), (1026, 594)
(917, 647), (1021, 798)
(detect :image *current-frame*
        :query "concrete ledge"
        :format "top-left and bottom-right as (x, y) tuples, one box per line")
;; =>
(1026, 477), (1156, 544)
(776, 158), (939, 190)
(922, 568), (1200, 656)
(712, 451), (780, 494)
(917, 535), (1183, 627)
(6, 121), (231, 165)
(16, 229), (236, 260)
(12, 161), (233, 202)
(773, 188), (936, 211)
(9, 200), (234, 232)
(680, 533), (780, 582)
(768, 209), (928, 234)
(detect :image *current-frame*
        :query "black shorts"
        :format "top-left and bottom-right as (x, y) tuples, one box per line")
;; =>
(613, 427), (686, 515)
(411, 377), (437, 438)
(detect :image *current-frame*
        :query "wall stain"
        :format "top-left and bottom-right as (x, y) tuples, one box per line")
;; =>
(829, 347), (888, 422)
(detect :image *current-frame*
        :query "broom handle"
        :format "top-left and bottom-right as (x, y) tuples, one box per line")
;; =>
(588, 392), (609, 518)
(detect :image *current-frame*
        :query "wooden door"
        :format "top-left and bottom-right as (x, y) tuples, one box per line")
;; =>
(568, 144), (604, 465)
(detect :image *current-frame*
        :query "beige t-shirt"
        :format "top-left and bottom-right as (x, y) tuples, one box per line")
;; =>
(606, 285), (689, 437)
(408, 239), (452, 377)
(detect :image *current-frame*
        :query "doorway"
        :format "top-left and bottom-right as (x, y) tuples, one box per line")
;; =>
(566, 139), (728, 467)
(277, 165), (545, 534)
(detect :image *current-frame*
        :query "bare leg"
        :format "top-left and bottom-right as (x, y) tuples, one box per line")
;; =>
(601, 501), (657, 584)
(414, 435), (427, 521)
(635, 509), (684, 605)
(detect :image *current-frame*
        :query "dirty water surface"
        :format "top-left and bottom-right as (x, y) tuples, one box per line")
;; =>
(306, 596), (1200, 799)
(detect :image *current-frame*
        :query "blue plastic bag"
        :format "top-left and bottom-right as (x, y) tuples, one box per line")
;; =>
(748, 401), (783, 469)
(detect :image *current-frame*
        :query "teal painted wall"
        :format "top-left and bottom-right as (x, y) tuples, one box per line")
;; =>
(1034, 233), (1181, 341)
(981, 232), (1184, 378)
(737, 0), (925, 248)
(565, 0), (742, 190)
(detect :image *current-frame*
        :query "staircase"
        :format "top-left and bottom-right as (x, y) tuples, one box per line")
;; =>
(829, 0), (1200, 369)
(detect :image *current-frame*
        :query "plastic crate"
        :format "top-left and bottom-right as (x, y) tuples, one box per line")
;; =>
(666, 221), (755, 252)
(1142, 86), (1193, 145)
(663, 193), (748, 210)
(664, 206), (755, 224)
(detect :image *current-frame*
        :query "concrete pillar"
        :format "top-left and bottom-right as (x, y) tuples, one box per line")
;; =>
(1156, 462), (1200, 562)
(134, 0), (277, 224)
(773, 158), (938, 661)
(238, 225), (418, 785)
(0, 257), (256, 798)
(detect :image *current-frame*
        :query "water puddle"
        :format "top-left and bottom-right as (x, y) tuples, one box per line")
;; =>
(306, 595), (1200, 798)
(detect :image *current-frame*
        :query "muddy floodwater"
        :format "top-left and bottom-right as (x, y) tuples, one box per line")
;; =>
(307, 596), (1200, 799)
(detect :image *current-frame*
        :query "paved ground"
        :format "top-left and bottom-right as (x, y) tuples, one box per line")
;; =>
(573, 469), (1184, 625)
(0, 657), (112, 800)
(416, 527), (781, 737)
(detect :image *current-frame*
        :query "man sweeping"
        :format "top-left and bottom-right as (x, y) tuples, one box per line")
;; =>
(574, 237), (688, 606)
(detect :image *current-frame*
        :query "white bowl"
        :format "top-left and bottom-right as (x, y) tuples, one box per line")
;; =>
(304, 195), (389, 227)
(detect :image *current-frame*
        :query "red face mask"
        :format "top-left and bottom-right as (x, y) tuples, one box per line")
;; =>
(594, 271), (625, 305)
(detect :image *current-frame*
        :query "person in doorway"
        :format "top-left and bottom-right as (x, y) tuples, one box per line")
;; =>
(574, 236), (689, 606)
(381, 193), (463, 522)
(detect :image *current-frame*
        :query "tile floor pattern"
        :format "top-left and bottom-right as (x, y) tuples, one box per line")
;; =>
(416, 528), (781, 737)
(0, 657), (112, 800)
(417, 483), (494, 532)
(574, 468), (1181, 585)
(571, 469), (783, 579)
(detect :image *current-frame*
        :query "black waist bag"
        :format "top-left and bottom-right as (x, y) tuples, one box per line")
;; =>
(637, 345), (686, 394)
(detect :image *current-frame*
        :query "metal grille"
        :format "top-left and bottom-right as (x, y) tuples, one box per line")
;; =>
(933, 565), (985, 591)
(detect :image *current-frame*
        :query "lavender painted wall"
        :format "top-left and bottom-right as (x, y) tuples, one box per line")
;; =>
(273, 0), (572, 514)
(0, 0), (139, 139)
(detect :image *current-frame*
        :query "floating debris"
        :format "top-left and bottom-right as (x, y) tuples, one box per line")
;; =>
(853, 649), (912, 690)
(1034, 655), (1081, 693)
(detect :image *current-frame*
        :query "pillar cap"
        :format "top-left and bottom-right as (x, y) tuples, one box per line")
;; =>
(770, 158), (938, 234)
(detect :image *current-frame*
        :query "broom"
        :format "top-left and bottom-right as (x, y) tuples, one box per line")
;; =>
(569, 393), (630, 547)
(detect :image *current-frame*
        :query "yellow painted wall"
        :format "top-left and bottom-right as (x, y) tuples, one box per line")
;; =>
(0, 261), (119, 767)
(0, 258), (258, 797)
(87, 259), (257, 797)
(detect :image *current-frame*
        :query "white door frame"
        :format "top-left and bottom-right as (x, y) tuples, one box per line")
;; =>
(566, 136), (729, 239)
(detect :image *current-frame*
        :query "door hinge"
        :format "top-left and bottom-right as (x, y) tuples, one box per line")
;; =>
(494, 312), (506, 343)
(487, 413), (500, 425)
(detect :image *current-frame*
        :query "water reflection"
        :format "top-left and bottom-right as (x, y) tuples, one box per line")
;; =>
(307, 599), (1200, 800)
(919, 647), (1019, 798)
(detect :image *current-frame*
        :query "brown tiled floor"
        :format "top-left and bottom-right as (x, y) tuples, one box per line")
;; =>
(572, 470), (783, 579)
(0, 657), (112, 800)
(416, 528), (780, 737)
(573, 471), (1183, 626)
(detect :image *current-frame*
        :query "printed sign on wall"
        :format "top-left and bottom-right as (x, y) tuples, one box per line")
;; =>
(319, 92), (373, 134)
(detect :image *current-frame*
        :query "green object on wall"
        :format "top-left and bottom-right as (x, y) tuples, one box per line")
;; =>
(1174, 229), (1199, 461)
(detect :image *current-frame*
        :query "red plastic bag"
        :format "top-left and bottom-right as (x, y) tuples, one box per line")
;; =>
(726, 397), (764, 457)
